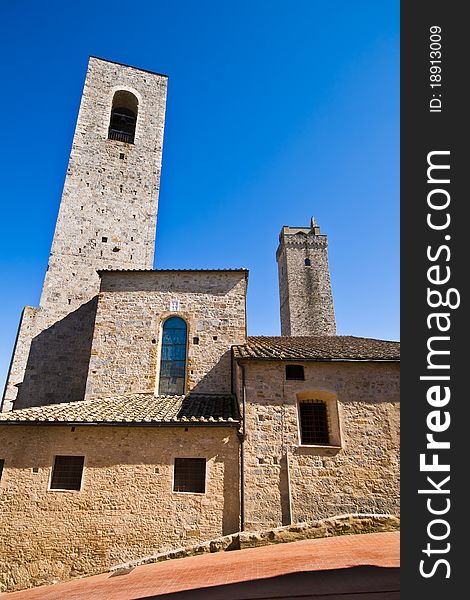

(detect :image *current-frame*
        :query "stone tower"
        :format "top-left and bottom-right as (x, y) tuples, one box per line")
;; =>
(276, 217), (336, 336)
(2, 57), (167, 411)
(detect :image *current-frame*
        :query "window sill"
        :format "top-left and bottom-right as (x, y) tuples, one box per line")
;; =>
(295, 444), (342, 456)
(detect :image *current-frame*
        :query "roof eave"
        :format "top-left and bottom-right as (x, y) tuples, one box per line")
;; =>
(0, 420), (241, 428)
(232, 356), (400, 363)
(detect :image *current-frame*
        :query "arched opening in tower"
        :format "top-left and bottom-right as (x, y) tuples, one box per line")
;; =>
(108, 90), (138, 144)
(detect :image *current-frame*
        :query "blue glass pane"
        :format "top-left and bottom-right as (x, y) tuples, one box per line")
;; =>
(164, 317), (187, 330)
(160, 361), (185, 378)
(162, 329), (187, 345)
(159, 375), (185, 395)
(161, 345), (186, 361)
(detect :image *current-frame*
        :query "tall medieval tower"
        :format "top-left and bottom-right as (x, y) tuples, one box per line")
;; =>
(2, 57), (167, 412)
(276, 217), (336, 336)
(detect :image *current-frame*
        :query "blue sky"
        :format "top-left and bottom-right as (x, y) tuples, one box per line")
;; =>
(0, 0), (399, 391)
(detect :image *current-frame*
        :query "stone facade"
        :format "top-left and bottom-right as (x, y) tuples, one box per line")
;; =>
(0, 56), (400, 595)
(2, 57), (167, 412)
(0, 424), (239, 592)
(234, 359), (399, 530)
(85, 270), (247, 398)
(277, 218), (336, 336)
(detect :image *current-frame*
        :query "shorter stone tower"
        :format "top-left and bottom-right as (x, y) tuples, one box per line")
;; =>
(276, 217), (336, 336)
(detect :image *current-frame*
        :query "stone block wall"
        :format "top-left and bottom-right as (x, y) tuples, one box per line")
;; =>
(236, 360), (399, 530)
(85, 270), (247, 398)
(40, 56), (167, 314)
(0, 424), (240, 593)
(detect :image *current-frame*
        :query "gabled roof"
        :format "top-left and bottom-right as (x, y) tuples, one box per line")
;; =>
(0, 393), (240, 426)
(232, 336), (400, 362)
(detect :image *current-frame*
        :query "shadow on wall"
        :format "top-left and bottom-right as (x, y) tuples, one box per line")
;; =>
(279, 453), (292, 526)
(221, 445), (240, 535)
(186, 350), (233, 396)
(15, 298), (99, 409)
(135, 566), (400, 599)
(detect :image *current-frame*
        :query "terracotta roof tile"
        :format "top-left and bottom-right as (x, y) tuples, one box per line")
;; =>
(0, 393), (240, 426)
(232, 336), (400, 361)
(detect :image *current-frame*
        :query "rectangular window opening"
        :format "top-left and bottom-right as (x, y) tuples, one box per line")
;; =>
(299, 401), (330, 445)
(173, 458), (206, 493)
(50, 456), (84, 491)
(0, 459), (4, 481)
(286, 364), (305, 380)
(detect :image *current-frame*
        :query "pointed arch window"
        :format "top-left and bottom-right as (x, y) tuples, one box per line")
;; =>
(159, 317), (187, 395)
(108, 90), (138, 144)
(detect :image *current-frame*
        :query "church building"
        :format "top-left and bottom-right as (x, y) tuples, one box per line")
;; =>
(0, 57), (399, 593)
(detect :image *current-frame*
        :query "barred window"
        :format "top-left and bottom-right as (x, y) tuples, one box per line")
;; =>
(299, 400), (330, 445)
(159, 317), (187, 395)
(173, 458), (206, 493)
(50, 456), (84, 491)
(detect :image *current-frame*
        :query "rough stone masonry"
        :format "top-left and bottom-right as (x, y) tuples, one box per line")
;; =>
(0, 56), (399, 594)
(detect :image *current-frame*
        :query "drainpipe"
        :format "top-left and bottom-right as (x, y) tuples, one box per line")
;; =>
(237, 362), (247, 532)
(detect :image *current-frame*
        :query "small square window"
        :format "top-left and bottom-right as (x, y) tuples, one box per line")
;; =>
(304, 258), (311, 266)
(102, 237), (108, 243)
(286, 365), (304, 380)
(173, 458), (206, 493)
(119, 153), (125, 160)
(0, 459), (4, 481)
(193, 337), (199, 345)
(50, 456), (84, 491)
(299, 401), (329, 445)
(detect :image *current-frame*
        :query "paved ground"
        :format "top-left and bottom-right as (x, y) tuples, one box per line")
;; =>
(5, 531), (400, 599)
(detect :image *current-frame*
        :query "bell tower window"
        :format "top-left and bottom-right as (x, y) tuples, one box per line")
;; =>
(108, 90), (138, 144)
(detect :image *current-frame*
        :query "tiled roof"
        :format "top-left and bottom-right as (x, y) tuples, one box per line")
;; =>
(232, 336), (400, 361)
(0, 393), (240, 426)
